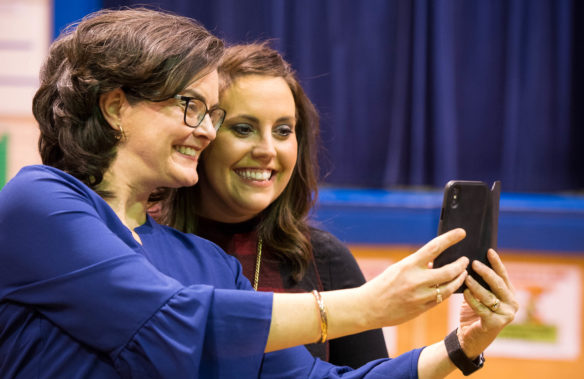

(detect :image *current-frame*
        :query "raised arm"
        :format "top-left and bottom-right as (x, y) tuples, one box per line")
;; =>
(265, 240), (517, 379)
(266, 228), (470, 351)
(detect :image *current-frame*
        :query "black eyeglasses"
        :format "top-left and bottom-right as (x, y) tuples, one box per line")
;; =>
(174, 95), (226, 131)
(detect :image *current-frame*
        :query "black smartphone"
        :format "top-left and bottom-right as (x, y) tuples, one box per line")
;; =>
(433, 180), (501, 293)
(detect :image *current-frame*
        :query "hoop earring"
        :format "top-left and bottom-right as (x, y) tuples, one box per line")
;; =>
(116, 124), (125, 140)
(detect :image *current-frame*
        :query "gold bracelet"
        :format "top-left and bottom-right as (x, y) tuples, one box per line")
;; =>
(312, 290), (328, 343)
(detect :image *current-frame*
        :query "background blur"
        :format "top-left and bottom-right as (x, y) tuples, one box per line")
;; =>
(1, 0), (583, 378)
(74, 0), (584, 192)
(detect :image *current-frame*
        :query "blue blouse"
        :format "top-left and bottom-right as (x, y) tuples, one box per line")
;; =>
(0, 165), (421, 378)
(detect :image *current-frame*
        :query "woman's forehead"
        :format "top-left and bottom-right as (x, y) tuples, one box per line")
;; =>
(183, 70), (220, 106)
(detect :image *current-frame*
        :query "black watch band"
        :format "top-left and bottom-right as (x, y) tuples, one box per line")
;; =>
(444, 328), (485, 376)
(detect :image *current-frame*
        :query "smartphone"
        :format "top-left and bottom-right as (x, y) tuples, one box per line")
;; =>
(433, 180), (501, 293)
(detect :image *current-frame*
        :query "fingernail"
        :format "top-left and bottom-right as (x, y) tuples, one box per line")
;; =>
(472, 260), (484, 269)
(457, 257), (469, 266)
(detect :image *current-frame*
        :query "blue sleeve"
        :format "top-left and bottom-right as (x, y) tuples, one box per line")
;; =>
(0, 167), (272, 376)
(311, 228), (389, 366)
(261, 345), (422, 378)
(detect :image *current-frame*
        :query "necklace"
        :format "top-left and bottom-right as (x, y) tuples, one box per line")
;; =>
(253, 237), (263, 291)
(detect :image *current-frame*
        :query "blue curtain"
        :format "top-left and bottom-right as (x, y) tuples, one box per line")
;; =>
(98, 0), (583, 192)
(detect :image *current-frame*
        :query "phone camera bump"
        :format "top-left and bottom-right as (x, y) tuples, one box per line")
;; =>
(451, 187), (459, 208)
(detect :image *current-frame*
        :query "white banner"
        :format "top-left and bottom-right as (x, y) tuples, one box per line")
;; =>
(0, 0), (50, 115)
(448, 262), (582, 360)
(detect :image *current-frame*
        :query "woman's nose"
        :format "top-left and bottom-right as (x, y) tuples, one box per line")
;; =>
(252, 135), (276, 160)
(192, 114), (217, 141)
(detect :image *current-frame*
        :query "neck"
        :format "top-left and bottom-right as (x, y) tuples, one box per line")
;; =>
(107, 196), (148, 231)
(98, 169), (150, 233)
(195, 178), (260, 224)
(201, 213), (256, 224)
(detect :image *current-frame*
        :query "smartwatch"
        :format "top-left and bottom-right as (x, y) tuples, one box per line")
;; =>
(444, 328), (485, 376)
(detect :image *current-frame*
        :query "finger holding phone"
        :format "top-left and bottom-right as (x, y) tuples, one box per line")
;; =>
(457, 248), (519, 359)
(431, 180), (518, 369)
(359, 228), (470, 327)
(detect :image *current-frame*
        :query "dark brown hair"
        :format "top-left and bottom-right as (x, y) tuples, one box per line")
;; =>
(167, 42), (320, 280)
(33, 8), (224, 189)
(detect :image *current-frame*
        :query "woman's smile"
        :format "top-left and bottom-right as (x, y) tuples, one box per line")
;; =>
(234, 168), (274, 182)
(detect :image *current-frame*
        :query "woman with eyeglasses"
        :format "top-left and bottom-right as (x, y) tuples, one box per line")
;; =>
(0, 8), (517, 378)
(159, 42), (518, 376)
(157, 42), (391, 368)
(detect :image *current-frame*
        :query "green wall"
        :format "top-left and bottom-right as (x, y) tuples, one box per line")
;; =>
(0, 134), (8, 189)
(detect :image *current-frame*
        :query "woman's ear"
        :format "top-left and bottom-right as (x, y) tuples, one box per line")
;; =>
(99, 88), (126, 132)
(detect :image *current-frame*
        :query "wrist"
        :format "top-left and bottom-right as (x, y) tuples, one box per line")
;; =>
(354, 284), (382, 329)
(456, 327), (481, 360)
(445, 328), (484, 376)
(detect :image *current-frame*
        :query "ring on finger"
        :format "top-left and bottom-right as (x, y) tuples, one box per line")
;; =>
(488, 298), (500, 312)
(435, 285), (443, 304)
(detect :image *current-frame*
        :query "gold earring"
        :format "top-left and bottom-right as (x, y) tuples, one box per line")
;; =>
(117, 124), (125, 140)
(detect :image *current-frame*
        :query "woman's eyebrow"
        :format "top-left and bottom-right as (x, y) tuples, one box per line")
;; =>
(180, 89), (220, 109)
(229, 115), (296, 125)
(275, 116), (296, 124)
(232, 114), (259, 123)
(180, 88), (204, 100)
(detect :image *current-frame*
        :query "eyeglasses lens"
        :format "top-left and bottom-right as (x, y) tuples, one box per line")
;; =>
(185, 100), (206, 127)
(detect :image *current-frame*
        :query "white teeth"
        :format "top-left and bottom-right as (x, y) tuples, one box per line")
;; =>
(175, 146), (196, 157)
(236, 169), (272, 181)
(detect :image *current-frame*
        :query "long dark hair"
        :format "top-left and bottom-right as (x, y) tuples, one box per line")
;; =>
(34, 8), (224, 190)
(166, 42), (320, 280)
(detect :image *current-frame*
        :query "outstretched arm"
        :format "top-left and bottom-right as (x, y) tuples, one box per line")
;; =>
(266, 229), (469, 352)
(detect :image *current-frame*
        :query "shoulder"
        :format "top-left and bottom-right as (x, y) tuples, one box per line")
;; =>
(156, 223), (223, 250)
(0, 165), (105, 218)
(308, 226), (366, 290)
(1, 165), (99, 202)
(147, 222), (252, 289)
(309, 227), (354, 263)
(3, 165), (82, 192)
(151, 222), (234, 262)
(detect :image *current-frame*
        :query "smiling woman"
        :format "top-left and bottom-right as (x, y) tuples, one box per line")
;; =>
(99, 70), (219, 204)
(159, 42), (383, 367)
(197, 74), (298, 223)
(0, 8), (517, 378)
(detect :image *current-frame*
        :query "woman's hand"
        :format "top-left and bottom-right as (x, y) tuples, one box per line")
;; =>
(457, 249), (519, 358)
(269, 228), (472, 352)
(359, 228), (470, 327)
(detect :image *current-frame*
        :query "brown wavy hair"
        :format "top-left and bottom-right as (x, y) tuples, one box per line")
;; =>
(166, 42), (320, 280)
(33, 8), (224, 191)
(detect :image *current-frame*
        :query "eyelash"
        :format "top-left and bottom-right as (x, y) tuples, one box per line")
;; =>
(275, 125), (293, 136)
(230, 124), (294, 137)
(231, 124), (253, 135)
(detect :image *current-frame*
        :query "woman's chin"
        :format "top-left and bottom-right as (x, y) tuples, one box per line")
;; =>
(172, 173), (199, 189)
(238, 199), (272, 217)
